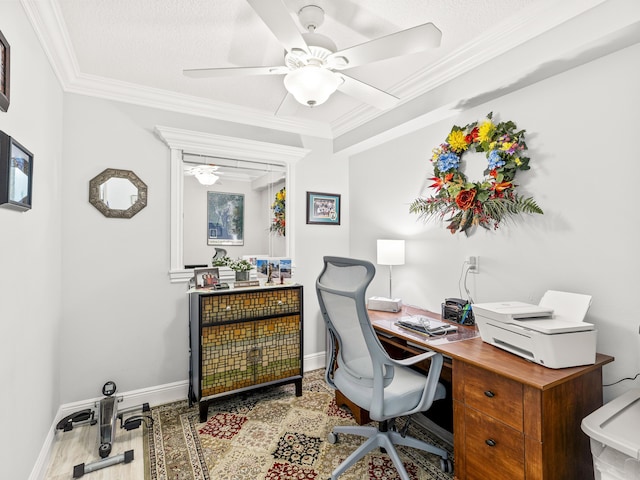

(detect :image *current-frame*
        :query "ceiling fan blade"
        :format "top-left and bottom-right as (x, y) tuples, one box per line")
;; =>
(246, 0), (309, 54)
(183, 66), (289, 78)
(275, 92), (299, 117)
(327, 23), (441, 70)
(336, 73), (400, 110)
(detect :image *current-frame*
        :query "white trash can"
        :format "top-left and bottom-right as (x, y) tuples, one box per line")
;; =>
(582, 388), (640, 480)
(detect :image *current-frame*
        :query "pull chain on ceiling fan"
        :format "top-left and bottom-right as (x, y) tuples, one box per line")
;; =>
(183, 0), (441, 111)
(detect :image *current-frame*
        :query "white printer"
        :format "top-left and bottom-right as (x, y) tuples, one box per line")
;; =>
(472, 290), (596, 369)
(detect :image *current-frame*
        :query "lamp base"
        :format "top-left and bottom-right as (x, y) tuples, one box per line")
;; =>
(368, 296), (402, 313)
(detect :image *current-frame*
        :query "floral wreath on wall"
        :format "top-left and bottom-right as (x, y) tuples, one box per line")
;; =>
(270, 187), (286, 236)
(409, 112), (543, 235)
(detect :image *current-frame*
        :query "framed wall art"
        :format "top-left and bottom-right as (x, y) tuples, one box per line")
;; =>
(0, 30), (9, 112)
(207, 192), (244, 245)
(306, 191), (340, 225)
(0, 131), (33, 211)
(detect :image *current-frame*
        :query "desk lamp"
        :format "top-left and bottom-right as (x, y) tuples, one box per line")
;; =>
(368, 239), (405, 312)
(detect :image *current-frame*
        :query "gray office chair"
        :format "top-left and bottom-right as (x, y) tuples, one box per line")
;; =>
(316, 256), (452, 480)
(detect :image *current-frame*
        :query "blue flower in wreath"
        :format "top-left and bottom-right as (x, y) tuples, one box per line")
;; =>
(488, 150), (505, 169)
(437, 152), (460, 172)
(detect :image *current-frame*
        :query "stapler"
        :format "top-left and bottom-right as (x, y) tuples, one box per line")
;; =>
(56, 380), (153, 478)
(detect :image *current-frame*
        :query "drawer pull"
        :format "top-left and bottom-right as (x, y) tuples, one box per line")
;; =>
(484, 390), (495, 398)
(485, 439), (497, 447)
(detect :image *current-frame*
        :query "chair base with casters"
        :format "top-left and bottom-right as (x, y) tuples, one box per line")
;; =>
(316, 256), (453, 480)
(327, 417), (452, 480)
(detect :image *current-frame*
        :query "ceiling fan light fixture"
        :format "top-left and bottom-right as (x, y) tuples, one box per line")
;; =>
(284, 65), (339, 107)
(195, 170), (219, 186)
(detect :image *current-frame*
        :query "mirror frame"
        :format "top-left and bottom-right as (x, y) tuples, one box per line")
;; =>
(155, 126), (310, 283)
(89, 168), (148, 218)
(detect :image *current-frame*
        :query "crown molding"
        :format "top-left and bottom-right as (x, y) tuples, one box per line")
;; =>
(21, 0), (610, 141)
(154, 125), (311, 164)
(20, 0), (332, 139)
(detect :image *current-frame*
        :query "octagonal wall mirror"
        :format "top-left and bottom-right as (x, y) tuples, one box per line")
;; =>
(89, 168), (148, 218)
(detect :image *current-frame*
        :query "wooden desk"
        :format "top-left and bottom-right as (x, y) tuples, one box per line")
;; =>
(360, 306), (613, 480)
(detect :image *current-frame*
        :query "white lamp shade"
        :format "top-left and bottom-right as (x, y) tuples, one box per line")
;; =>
(284, 66), (339, 107)
(377, 239), (405, 265)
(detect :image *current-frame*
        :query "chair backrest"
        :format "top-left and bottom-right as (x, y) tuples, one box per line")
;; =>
(316, 256), (395, 393)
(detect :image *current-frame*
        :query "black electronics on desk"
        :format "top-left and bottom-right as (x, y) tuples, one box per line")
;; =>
(441, 297), (475, 325)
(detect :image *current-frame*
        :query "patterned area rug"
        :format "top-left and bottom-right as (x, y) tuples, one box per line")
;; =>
(145, 369), (454, 480)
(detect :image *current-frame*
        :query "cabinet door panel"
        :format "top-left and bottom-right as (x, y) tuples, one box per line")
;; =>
(253, 315), (301, 385)
(201, 323), (254, 397)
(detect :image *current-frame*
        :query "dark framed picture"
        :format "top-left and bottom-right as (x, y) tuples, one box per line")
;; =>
(0, 131), (33, 211)
(0, 30), (9, 112)
(306, 191), (341, 225)
(193, 267), (220, 289)
(207, 192), (244, 245)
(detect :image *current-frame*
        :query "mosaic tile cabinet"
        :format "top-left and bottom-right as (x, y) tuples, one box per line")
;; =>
(189, 285), (303, 421)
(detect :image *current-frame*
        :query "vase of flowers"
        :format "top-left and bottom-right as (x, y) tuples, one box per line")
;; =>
(231, 259), (252, 281)
(211, 256), (253, 281)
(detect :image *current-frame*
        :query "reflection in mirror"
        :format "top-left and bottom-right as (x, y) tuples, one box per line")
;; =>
(154, 125), (309, 283)
(101, 178), (138, 209)
(182, 156), (287, 266)
(89, 168), (148, 218)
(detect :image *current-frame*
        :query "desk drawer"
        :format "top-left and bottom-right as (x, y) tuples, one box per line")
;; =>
(463, 364), (523, 431)
(464, 407), (524, 480)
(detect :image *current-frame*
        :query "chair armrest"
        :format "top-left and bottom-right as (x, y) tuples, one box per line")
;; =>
(389, 350), (438, 367)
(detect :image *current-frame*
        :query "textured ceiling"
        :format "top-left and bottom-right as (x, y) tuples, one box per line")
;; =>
(51, 0), (543, 123)
(24, 0), (623, 137)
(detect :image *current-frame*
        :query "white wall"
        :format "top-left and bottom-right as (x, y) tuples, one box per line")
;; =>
(350, 42), (640, 402)
(0, 2), (64, 478)
(293, 135), (351, 359)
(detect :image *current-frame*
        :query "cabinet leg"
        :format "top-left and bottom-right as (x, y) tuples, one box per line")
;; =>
(199, 401), (209, 423)
(295, 378), (303, 397)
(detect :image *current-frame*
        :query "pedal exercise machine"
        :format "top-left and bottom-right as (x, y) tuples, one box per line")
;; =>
(55, 381), (153, 478)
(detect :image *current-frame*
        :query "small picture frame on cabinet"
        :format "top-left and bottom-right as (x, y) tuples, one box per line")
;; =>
(0, 131), (33, 211)
(193, 267), (220, 289)
(0, 30), (9, 112)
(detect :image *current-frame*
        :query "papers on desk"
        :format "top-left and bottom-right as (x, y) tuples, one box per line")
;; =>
(395, 315), (458, 336)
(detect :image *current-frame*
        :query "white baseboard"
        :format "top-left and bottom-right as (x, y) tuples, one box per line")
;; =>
(30, 352), (327, 480)
(29, 420), (57, 480)
(304, 351), (326, 373)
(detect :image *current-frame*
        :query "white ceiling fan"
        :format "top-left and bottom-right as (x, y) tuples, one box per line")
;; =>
(183, 0), (441, 111)
(184, 164), (223, 185)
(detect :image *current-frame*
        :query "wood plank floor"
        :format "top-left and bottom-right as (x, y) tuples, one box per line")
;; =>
(44, 422), (145, 480)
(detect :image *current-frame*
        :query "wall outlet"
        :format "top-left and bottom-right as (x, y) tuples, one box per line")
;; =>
(467, 256), (478, 273)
